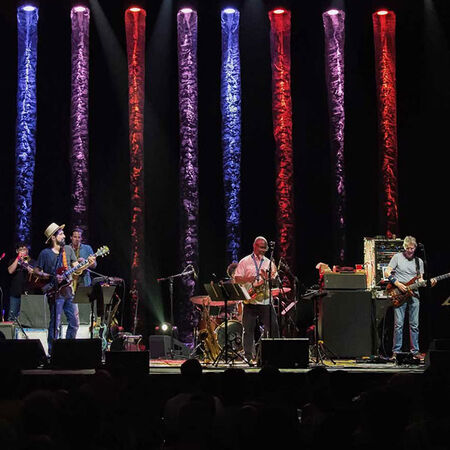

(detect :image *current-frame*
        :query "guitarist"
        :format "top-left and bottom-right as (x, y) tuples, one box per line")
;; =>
(234, 236), (279, 364)
(70, 227), (97, 288)
(385, 235), (435, 358)
(34, 223), (94, 352)
(6, 242), (34, 321)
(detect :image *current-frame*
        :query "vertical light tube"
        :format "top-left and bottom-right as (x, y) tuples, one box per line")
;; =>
(373, 10), (399, 237)
(177, 8), (198, 338)
(15, 5), (39, 245)
(70, 6), (90, 233)
(268, 9), (295, 267)
(221, 8), (241, 264)
(125, 7), (146, 332)
(323, 9), (346, 263)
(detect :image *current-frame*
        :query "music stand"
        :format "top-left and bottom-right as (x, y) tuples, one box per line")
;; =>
(204, 282), (250, 365)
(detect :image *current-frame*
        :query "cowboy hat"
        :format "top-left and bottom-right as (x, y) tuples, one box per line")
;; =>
(44, 223), (65, 243)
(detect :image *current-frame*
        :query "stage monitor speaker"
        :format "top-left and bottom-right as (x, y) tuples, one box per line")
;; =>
(148, 335), (190, 359)
(50, 338), (102, 369)
(319, 290), (373, 358)
(0, 339), (47, 369)
(0, 322), (16, 339)
(105, 351), (149, 375)
(20, 294), (48, 328)
(426, 339), (450, 370)
(260, 338), (309, 368)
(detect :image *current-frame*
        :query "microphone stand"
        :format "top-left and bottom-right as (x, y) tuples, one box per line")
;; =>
(157, 266), (196, 359)
(0, 285), (4, 322)
(419, 244), (433, 350)
(268, 243), (275, 339)
(276, 261), (298, 336)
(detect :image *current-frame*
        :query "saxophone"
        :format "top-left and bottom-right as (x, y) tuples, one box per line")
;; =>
(198, 304), (220, 362)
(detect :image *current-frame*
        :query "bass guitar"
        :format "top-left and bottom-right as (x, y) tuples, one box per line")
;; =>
(42, 246), (110, 298)
(386, 272), (450, 308)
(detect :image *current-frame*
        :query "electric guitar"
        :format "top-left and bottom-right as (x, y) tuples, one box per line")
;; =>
(42, 246), (110, 297)
(386, 272), (450, 308)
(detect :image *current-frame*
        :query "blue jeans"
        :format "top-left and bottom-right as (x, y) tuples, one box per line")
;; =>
(8, 295), (21, 321)
(48, 296), (79, 353)
(392, 295), (420, 354)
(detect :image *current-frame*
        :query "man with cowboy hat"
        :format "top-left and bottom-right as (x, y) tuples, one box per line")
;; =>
(34, 223), (95, 352)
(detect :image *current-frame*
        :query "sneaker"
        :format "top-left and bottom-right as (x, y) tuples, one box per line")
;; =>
(412, 352), (426, 362)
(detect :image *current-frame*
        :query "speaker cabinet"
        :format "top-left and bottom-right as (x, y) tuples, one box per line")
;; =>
(148, 335), (190, 359)
(319, 290), (373, 358)
(105, 351), (149, 375)
(20, 295), (48, 328)
(426, 339), (450, 370)
(0, 322), (16, 339)
(50, 338), (102, 369)
(260, 338), (309, 368)
(0, 339), (47, 369)
(16, 328), (49, 356)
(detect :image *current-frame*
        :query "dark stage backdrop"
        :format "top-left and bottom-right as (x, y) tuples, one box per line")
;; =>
(0, 0), (449, 344)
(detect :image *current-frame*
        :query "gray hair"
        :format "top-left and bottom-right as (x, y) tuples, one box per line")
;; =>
(403, 236), (417, 249)
(253, 236), (268, 246)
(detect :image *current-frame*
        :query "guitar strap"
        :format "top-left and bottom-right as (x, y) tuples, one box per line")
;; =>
(415, 257), (420, 278)
(62, 247), (68, 270)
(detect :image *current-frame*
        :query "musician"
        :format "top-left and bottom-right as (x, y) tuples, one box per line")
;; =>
(7, 242), (34, 321)
(70, 227), (96, 287)
(234, 236), (279, 363)
(34, 223), (94, 352)
(385, 236), (435, 357)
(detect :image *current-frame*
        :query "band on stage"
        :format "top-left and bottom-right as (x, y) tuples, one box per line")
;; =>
(1, 231), (444, 364)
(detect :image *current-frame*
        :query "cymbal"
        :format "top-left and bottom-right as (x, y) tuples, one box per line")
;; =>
(271, 287), (291, 297)
(190, 295), (239, 307)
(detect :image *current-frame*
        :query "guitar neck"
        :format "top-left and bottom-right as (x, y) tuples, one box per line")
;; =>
(434, 273), (450, 283)
(409, 272), (450, 290)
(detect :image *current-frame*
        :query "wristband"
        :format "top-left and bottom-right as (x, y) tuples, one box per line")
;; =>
(388, 275), (397, 284)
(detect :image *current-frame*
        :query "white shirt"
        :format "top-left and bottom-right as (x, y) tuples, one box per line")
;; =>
(234, 253), (275, 305)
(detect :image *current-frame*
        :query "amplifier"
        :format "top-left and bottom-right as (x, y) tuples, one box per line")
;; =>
(0, 322), (16, 339)
(323, 273), (367, 290)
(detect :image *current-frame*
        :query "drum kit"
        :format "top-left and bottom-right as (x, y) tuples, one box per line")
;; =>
(190, 286), (292, 360)
(190, 295), (244, 353)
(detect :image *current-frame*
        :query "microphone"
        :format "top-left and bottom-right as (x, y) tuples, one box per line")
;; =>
(269, 241), (275, 249)
(0, 252), (5, 261)
(277, 257), (283, 271)
(417, 242), (425, 249)
(188, 264), (198, 280)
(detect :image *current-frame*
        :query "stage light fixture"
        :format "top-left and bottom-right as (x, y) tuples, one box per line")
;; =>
(376, 10), (389, 16)
(180, 8), (193, 14)
(325, 9), (339, 16)
(73, 6), (87, 12)
(129, 7), (142, 12)
(155, 322), (175, 334)
(223, 8), (236, 14)
(273, 9), (286, 15)
(22, 5), (36, 11)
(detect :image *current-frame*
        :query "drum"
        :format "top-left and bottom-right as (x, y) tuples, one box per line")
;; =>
(215, 320), (243, 352)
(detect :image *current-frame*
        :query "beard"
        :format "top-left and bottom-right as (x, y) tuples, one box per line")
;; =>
(57, 238), (66, 247)
(403, 250), (415, 260)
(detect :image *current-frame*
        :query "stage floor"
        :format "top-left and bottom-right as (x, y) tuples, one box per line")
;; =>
(148, 357), (426, 374)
